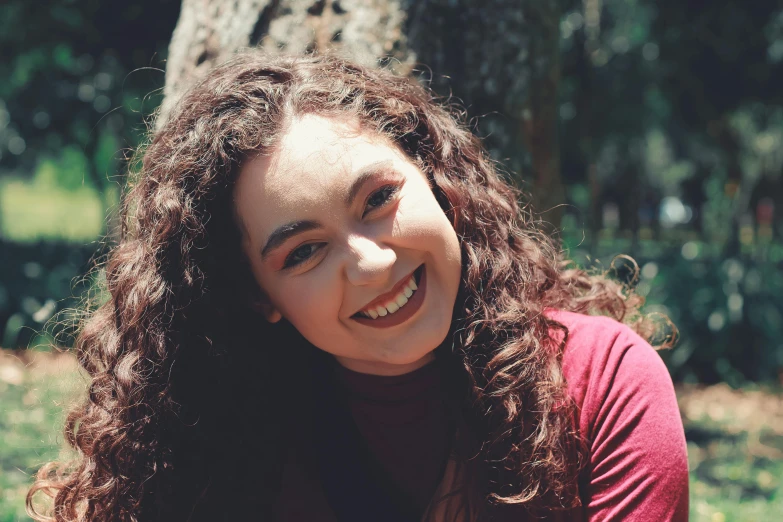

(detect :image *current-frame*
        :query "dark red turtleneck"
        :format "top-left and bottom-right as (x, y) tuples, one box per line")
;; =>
(331, 360), (454, 515)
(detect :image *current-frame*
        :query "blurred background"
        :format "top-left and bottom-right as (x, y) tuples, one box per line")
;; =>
(0, 1), (781, 520)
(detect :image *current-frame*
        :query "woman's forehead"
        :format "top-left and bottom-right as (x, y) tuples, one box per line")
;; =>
(251, 115), (395, 182)
(234, 114), (404, 231)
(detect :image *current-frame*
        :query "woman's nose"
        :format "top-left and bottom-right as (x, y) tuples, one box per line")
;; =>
(344, 235), (396, 286)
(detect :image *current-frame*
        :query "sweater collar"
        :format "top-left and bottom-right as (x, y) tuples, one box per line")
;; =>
(331, 357), (441, 402)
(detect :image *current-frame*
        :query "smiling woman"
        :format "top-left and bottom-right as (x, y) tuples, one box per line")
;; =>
(234, 114), (461, 376)
(28, 51), (688, 522)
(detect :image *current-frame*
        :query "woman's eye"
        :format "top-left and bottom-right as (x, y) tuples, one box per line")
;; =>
(363, 184), (400, 216)
(283, 243), (323, 268)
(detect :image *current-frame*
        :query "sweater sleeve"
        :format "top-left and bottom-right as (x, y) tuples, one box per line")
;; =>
(556, 312), (689, 522)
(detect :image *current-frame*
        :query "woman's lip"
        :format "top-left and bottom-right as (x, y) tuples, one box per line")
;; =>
(351, 265), (426, 329)
(354, 266), (420, 315)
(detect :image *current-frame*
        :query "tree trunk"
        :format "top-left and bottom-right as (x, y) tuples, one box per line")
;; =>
(161, 0), (565, 230)
(160, 0), (414, 124)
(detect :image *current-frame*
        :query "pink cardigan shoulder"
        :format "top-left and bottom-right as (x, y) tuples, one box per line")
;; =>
(548, 309), (689, 521)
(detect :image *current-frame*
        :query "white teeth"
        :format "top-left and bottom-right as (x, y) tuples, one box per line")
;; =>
(358, 272), (420, 320)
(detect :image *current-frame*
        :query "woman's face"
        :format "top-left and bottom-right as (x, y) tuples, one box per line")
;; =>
(234, 113), (462, 375)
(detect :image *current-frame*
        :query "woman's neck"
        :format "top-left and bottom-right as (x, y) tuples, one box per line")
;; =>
(333, 350), (436, 376)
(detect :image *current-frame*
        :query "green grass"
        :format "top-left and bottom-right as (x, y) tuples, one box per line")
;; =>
(0, 178), (107, 243)
(0, 350), (83, 521)
(679, 384), (783, 522)
(1, 350), (781, 521)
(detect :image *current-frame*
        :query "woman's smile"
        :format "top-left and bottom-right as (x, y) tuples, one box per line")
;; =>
(351, 264), (426, 328)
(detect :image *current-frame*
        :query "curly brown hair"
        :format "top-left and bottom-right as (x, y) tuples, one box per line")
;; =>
(28, 50), (668, 521)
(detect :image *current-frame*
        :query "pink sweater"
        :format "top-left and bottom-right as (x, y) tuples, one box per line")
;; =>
(277, 310), (690, 521)
(551, 309), (689, 521)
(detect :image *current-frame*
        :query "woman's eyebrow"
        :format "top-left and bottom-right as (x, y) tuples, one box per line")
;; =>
(260, 159), (397, 260)
(344, 159), (396, 207)
(261, 219), (321, 259)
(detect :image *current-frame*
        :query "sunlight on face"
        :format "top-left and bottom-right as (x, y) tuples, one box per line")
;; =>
(234, 113), (461, 375)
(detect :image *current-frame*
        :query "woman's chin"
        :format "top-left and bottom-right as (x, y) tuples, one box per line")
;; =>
(336, 350), (436, 376)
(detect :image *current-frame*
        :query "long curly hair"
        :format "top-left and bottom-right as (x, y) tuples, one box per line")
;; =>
(28, 50), (668, 521)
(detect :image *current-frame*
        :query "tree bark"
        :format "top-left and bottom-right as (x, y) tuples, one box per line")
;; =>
(161, 0), (413, 123)
(161, 0), (565, 230)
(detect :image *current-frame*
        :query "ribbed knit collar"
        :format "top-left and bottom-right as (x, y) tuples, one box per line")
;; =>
(331, 358), (441, 403)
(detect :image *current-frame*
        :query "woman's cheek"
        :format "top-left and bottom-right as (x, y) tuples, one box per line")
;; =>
(395, 199), (444, 240)
(280, 270), (340, 322)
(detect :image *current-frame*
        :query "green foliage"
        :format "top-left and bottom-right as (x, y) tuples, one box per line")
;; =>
(0, 0), (180, 201)
(557, 0), (783, 384)
(0, 0), (179, 354)
(0, 240), (97, 353)
(35, 146), (91, 191)
(563, 228), (783, 384)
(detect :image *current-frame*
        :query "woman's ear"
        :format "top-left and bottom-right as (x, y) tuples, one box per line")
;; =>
(261, 303), (283, 324)
(249, 293), (283, 323)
